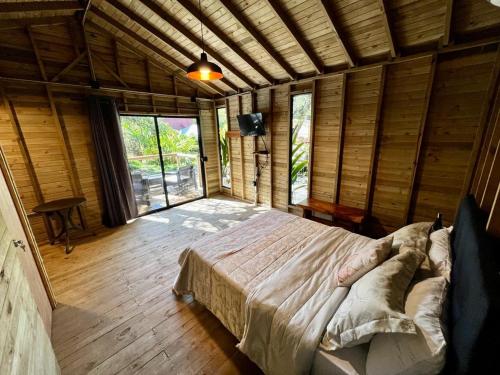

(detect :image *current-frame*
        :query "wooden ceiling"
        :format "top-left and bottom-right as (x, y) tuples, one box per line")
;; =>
(1, 0), (500, 96)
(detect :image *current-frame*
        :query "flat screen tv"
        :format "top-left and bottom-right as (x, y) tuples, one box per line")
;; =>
(237, 113), (265, 136)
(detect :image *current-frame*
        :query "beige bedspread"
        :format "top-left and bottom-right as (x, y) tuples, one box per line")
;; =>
(173, 209), (326, 339)
(173, 210), (376, 374)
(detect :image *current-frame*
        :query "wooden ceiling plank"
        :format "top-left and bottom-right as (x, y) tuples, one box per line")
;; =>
(176, 0), (275, 84)
(138, 0), (256, 89)
(316, 0), (356, 67)
(217, 0), (296, 80)
(378, 0), (397, 58)
(86, 15), (224, 96)
(101, 0), (240, 92)
(0, 1), (83, 13)
(263, 0), (323, 74)
(443, 0), (454, 47)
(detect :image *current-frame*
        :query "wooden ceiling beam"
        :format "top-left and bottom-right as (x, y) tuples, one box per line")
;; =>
(86, 20), (223, 96)
(378, 0), (397, 58)
(88, 9), (225, 96)
(316, 0), (355, 67)
(176, 0), (275, 85)
(101, 1), (239, 93)
(217, 0), (296, 80)
(0, 1), (83, 13)
(443, 0), (454, 47)
(0, 16), (72, 31)
(263, 0), (323, 74)
(138, 0), (257, 89)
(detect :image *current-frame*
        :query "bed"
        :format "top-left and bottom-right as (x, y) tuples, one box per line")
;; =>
(173, 196), (500, 375)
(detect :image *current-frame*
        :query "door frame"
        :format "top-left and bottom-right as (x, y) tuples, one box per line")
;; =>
(120, 114), (207, 217)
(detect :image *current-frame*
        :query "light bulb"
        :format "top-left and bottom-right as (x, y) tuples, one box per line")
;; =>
(199, 67), (210, 80)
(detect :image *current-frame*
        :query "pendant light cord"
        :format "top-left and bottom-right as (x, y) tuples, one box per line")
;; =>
(198, 0), (205, 53)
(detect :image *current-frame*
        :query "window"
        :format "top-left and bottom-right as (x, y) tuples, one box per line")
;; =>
(216, 107), (231, 188)
(289, 93), (312, 205)
(120, 115), (205, 215)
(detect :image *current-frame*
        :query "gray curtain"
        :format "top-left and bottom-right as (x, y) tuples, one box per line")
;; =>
(87, 96), (137, 227)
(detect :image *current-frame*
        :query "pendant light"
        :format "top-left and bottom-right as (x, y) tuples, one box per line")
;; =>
(186, 0), (223, 81)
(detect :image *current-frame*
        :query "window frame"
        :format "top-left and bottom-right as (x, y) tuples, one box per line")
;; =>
(288, 92), (313, 205)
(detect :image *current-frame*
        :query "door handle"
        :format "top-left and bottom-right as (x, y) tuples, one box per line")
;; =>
(13, 240), (26, 252)
(201, 156), (208, 162)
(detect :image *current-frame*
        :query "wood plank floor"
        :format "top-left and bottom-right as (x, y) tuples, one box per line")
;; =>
(40, 196), (266, 375)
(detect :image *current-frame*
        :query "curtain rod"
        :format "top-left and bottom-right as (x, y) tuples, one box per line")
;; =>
(0, 76), (215, 102)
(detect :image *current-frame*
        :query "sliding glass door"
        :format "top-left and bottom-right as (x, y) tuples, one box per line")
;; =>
(120, 115), (205, 215)
(157, 117), (204, 206)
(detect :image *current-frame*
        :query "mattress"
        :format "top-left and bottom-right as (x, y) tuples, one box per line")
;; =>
(312, 345), (368, 375)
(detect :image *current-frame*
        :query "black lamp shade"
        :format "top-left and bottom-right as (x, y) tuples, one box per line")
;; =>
(187, 52), (223, 81)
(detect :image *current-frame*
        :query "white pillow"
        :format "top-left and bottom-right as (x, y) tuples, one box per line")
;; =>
(366, 277), (448, 375)
(336, 236), (393, 287)
(428, 228), (452, 282)
(321, 250), (425, 351)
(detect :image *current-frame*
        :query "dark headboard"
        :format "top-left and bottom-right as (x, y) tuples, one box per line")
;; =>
(445, 195), (500, 375)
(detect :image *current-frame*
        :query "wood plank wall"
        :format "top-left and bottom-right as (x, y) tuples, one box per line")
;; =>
(0, 23), (219, 244)
(223, 47), (500, 235)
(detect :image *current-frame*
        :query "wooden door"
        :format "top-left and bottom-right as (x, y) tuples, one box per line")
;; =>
(0, 147), (55, 333)
(0, 194), (60, 373)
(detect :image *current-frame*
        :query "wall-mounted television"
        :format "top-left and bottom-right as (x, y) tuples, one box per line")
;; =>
(237, 113), (265, 136)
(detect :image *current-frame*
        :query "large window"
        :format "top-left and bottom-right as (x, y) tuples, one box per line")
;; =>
(216, 107), (231, 188)
(289, 93), (312, 205)
(120, 115), (205, 215)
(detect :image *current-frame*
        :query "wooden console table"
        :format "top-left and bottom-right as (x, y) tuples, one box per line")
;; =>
(297, 198), (367, 233)
(33, 197), (87, 254)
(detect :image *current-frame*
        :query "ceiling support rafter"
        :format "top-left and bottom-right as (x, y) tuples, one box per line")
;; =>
(92, 52), (130, 88)
(176, 0), (275, 85)
(0, 16), (71, 31)
(217, 0), (296, 80)
(443, 0), (454, 47)
(378, 0), (397, 58)
(0, 1), (83, 13)
(99, 1), (239, 92)
(86, 13), (225, 96)
(316, 0), (356, 67)
(51, 51), (87, 82)
(138, 0), (256, 89)
(263, 0), (323, 74)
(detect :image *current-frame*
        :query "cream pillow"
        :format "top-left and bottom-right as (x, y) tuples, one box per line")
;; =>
(366, 277), (448, 375)
(321, 249), (425, 351)
(390, 222), (432, 253)
(389, 222), (433, 278)
(428, 228), (452, 282)
(336, 236), (393, 287)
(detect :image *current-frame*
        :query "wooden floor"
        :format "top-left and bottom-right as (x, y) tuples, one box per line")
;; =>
(41, 196), (267, 375)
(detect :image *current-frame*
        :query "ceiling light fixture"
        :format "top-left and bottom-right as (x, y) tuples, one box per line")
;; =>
(186, 0), (223, 81)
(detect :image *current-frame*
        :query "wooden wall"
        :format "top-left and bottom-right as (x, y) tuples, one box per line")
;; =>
(222, 46), (500, 235)
(0, 22), (219, 244)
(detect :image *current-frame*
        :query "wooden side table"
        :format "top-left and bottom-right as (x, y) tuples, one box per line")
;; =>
(297, 198), (367, 233)
(33, 197), (87, 254)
